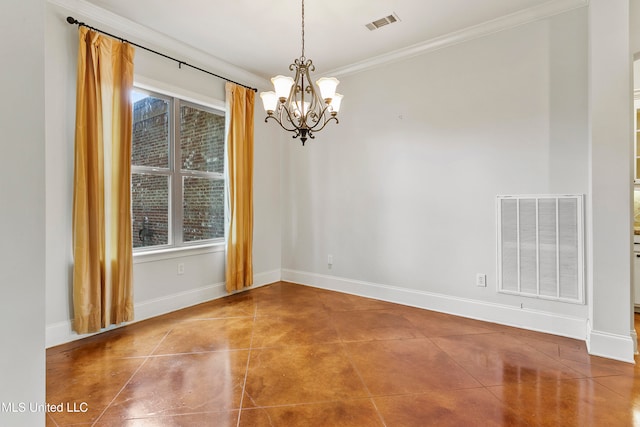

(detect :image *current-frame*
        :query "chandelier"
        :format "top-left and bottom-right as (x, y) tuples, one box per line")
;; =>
(259, 0), (343, 146)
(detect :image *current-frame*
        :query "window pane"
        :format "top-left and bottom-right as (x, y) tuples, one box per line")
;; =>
(183, 177), (224, 242)
(132, 91), (170, 168)
(180, 104), (225, 173)
(132, 173), (169, 248)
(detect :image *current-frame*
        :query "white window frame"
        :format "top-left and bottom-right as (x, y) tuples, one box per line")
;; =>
(131, 83), (227, 255)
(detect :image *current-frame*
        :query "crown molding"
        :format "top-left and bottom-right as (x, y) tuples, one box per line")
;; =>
(46, 0), (269, 90)
(48, 0), (589, 84)
(327, 0), (589, 78)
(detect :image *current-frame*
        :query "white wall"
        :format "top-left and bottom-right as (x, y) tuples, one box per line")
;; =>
(587, 0), (634, 361)
(44, 0), (282, 346)
(632, 0), (640, 89)
(631, 0), (640, 57)
(0, 0), (46, 425)
(282, 9), (593, 339)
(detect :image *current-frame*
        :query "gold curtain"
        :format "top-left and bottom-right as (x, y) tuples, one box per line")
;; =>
(72, 27), (135, 334)
(225, 82), (255, 292)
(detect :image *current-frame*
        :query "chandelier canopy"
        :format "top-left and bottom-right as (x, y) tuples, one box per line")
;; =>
(259, 0), (343, 146)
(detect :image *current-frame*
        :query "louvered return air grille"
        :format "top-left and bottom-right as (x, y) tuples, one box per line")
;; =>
(497, 195), (584, 304)
(365, 13), (400, 31)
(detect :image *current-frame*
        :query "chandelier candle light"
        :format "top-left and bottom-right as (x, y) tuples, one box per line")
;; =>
(260, 0), (343, 145)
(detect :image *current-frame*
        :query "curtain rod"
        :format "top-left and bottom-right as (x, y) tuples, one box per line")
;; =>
(66, 16), (258, 92)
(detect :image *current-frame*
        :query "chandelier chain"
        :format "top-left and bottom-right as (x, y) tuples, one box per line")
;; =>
(301, 0), (305, 59)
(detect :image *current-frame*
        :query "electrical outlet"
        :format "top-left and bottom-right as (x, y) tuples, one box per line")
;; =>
(328, 254), (333, 265)
(476, 273), (486, 287)
(177, 263), (185, 275)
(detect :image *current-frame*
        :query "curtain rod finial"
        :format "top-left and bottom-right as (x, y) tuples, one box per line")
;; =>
(67, 16), (78, 25)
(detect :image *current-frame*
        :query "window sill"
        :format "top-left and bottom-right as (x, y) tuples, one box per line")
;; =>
(133, 242), (225, 264)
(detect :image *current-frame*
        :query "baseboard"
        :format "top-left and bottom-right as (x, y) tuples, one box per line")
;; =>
(253, 269), (283, 288)
(587, 327), (636, 363)
(281, 269), (587, 341)
(45, 269), (281, 348)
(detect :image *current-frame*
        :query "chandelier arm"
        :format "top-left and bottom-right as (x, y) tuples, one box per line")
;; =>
(303, 102), (337, 131)
(266, 116), (303, 142)
(308, 114), (339, 133)
(265, 112), (299, 133)
(280, 102), (307, 132)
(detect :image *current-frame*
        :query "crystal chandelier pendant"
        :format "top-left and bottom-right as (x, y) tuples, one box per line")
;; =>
(259, 0), (343, 146)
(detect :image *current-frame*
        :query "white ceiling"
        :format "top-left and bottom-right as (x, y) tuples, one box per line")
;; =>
(82, 0), (580, 80)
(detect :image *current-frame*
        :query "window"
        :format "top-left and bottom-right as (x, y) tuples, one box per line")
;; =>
(131, 88), (225, 250)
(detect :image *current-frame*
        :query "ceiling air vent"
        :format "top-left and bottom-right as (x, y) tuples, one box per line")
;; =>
(365, 13), (400, 31)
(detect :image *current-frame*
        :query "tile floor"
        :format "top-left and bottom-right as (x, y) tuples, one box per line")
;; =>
(46, 282), (640, 426)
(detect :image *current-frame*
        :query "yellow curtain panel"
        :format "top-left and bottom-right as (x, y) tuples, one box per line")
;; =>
(225, 82), (255, 292)
(72, 27), (135, 334)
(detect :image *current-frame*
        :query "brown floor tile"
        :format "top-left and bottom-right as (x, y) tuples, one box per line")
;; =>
(488, 378), (636, 426)
(399, 306), (498, 337)
(102, 351), (248, 419)
(46, 356), (144, 425)
(330, 309), (424, 342)
(503, 329), (636, 378)
(594, 373), (640, 405)
(167, 292), (257, 321)
(152, 317), (255, 355)
(432, 333), (584, 386)
(255, 286), (328, 317)
(253, 282), (320, 300)
(346, 338), (482, 395)
(46, 282), (640, 427)
(239, 400), (384, 427)
(47, 317), (172, 361)
(505, 329), (587, 360)
(94, 410), (240, 426)
(375, 388), (526, 427)
(318, 290), (401, 312)
(243, 344), (368, 407)
(45, 413), (64, 427)
(557, 356), (636, 378)
(251, 313), (341, 348)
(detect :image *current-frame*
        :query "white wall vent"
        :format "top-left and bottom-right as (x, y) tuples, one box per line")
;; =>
(365, 13), (400, 31)
(497, 194), (584, 304)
